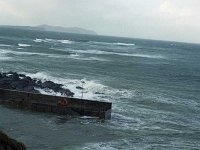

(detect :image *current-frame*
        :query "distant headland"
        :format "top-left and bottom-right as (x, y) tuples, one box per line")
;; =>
(0, 24), (98, 35)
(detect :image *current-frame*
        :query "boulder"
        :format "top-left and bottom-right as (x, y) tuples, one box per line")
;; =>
(76, 86), (83, 90)
(0, 72), (74, 97)
(0, 131), (26, 150)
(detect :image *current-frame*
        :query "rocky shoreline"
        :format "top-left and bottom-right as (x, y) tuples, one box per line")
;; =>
(0, 131), (26, 150)
(0, 72), (75, 149)
(0, 72), (74, 97)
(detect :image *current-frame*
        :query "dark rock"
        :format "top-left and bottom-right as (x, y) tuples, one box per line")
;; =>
(0, 130), (26, 150)
(36, 80), (42, 86)
(41, 81), (66, 94)
(19, 74), (26, 78)
(0, 72), (74, 97)
(76, 86), (83, 90)
(23, 86), (35, 92)
(95, 92), (105, 95)
(23, 76), (32, 82)
(59, 89), (74, 97)
(42, 81), (57, 88)
(10, 72), (20, 81)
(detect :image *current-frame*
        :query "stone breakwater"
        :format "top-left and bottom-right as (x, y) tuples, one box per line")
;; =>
(0, 72), (74, 97)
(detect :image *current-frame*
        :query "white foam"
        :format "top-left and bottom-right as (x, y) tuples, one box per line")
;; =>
(0, 56), (12, 61)
(89, 41), (135, 47)
(33, 38), (74, 44)
(59, 40), (73, 44)
(0, 49), (68, 58)
(115, 42), (135, 46)
(0, 48), (107, 61)
(35, 88), (66, 97)
(18, 43), (31, 47)
(72, 56), (109, 61)
(121, 53), (165, 59)
(33, 38), (43, 43)
(0, 49), (13, 61)
(78, 140), (134, 150)
(79, 142), (117, 150)
(0, 44), (12, 47)
(22, 72), (134, 102)
(71, 49), (165, 59)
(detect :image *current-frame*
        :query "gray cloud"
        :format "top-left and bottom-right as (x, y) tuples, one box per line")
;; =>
(0, 0), (200, 43)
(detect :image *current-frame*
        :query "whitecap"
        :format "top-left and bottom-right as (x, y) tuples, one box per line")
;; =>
(33, 38), (74, 44)
(0, 44), (12, 47)
(18, 43), (31, 47)
(59, 40), (73, 44)
(0, 49), (67, 58)
(0, 49), (13, 61)
(34, 88), (67, 97)
(77, 140), (134, 150)
(89, 41), (135, 47)
(72, 56), (109, 61)
(71, 49), (165, 59)
(0, 56), (12, 61)
(120, 53), (165, 59)
(115, 42), (135, 46)
(33, 38), (43, 43)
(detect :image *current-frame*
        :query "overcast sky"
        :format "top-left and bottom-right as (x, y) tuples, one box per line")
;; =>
(0, 0), (200, 43)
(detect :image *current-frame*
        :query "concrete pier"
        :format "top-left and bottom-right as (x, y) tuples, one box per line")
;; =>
(0, 88), (112, 119)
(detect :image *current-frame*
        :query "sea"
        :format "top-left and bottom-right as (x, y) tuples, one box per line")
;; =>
(0, 28), (200, 150)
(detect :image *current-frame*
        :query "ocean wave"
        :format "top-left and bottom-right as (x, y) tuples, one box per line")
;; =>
(21, 71), (138, 135)
(121, 53), (165, 59)
(33, 38), (74, 44)
(0, 48), (108, 61)
(71, 49), (165, 59)
(22, 72), (134, 102)
(0, 49), (50, 56)
(89, 41), (135, 46)
(0, 56), (12, 61)
(72, 56), (109, 61)
(0, 49), (68, 58)
(35, 88), (66, 97)
(60, 40), (73, 44)
(33, 38), (43, 43)
(78, 140), (134, 150)
(115, 42), (135, 46)
(0, 44), (12, 47)
(0, 50), (12, 61)
(18, 43), (31, 47)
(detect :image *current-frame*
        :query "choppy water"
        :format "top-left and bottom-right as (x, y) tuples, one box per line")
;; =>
(0, 28), (200, 150)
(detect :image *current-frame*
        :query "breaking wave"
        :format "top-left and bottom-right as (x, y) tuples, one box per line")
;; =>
(33, 38), (74, 44)
(0, 54), (12, 61)
(0, 49), (13, 61)
(18, 43), (31, 47)
(0, 49), (108, 61)
(0, 44), (12, 47)
(0, 49), (74, 58)
(22, 72), (135, 102)
(89, 41), (135, 46)
(78, 140), (134, 150)
(72, 56), (109, 61)
(71, 49), (165, 59)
